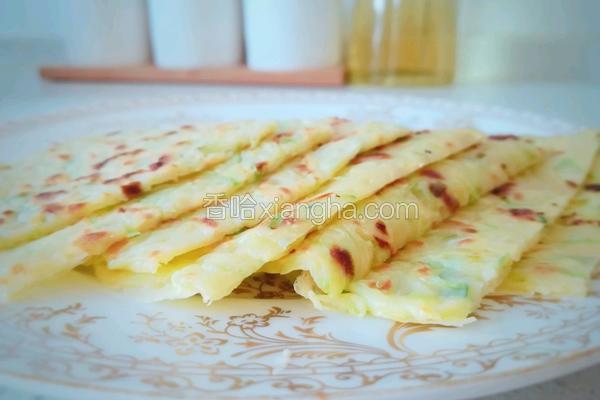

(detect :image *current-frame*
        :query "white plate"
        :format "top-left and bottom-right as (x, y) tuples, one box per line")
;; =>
(0, 91), (598, 400)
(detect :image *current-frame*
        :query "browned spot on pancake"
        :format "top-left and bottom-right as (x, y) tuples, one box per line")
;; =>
(417, 264), (431, 276)
(428, 182), (459, 211)
(106, 239), (129, 255)
(291, 162), (311, 174)
(395, 133), (413, 142)
(369, 143), (388, 153)
(565, 180), (578, 189)
(75, 231), (111, 252)
(196, 217), (218, 227)
(104, 169), (145, 184)
(374, 236), (392, 250)
(149, 155), (171, 171)
(3, 210), (15, 217)
(364, 151), (392, 160)
(420, 169), (444, 179)
(507, 208), (545, 222)
(273, 132), (293, 143)
(45, 173), (69, 185)
(159, 218), (177, 226)
(74, 172), (100, 182)
(83, 231), (108, 244)
(446, 220), (478, 233)
(428, 182), (446, 197)
(255, 161), (268, 172)
(560, 213), (600, 226)
(585, 184), (600, 192)
(375, 220), (388, 235)
(67, 202), (86, 213)
(490, 134), (519, 141)
(509, 208), (536, 219)
(282, 216), (297, 225)
(330, 246), (354, 277)
(93, 149), (144, 170)
(295, 163), (313, 174)
(115, 144), (127, 151)
(58, 153), (71, 161)
(43, 203), (65, 213)
(83, 232), (108, 241)
(351, 152), (391, 164)
(491, 182), (515, 198)
(35, 190), (67, 201)
(180, 124), (194, 130)
(121, 182), (143, 199)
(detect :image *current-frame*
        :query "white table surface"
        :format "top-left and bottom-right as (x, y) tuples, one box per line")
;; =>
(0, 62), (598, 399)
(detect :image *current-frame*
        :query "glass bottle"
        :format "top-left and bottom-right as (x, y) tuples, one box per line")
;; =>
(347, 0), (457, 85)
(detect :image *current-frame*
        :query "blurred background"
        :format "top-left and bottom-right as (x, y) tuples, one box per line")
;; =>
(0, 0), (598, 84)
(0, 0), (598, 126)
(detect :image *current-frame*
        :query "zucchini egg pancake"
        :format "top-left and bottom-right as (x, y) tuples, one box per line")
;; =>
(1, 119), (598, 328)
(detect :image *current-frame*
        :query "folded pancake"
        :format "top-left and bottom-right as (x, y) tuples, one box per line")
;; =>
(267, 136), (544, 296)
(295, 132), (598, 325)
(0, 121), (333, 302)
(0, 121), (276, 249)
(164, 129), (484, 303)
(495, 154), (600, 297)
(104, 121), (410, 273)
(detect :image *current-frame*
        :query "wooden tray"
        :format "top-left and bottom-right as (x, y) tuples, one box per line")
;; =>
(39, 65), (345, 87)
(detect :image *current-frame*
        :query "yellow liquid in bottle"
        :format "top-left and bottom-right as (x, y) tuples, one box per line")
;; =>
(347, 0), (456, 85)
